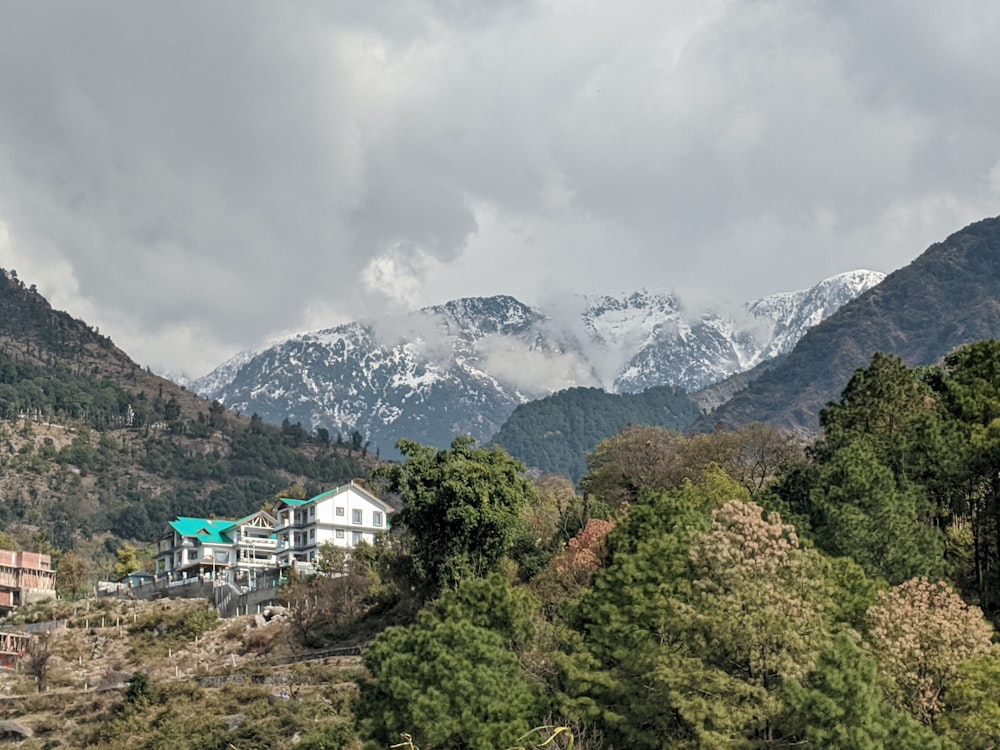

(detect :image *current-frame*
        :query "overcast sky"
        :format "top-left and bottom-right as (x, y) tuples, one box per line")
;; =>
(1, 1), (999, 379)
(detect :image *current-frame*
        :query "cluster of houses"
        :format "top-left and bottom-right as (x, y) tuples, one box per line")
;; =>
(0, 480), (393, 619)
(152, 480), (394, 587)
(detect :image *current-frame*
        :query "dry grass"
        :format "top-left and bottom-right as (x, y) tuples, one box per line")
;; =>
(0, 596), (365, 749)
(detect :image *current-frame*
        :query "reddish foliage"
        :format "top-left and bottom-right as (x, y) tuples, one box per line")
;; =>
(553, 518), (616, 588)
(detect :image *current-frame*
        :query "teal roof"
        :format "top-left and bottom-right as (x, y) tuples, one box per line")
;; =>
(169, 517), (237, 544)
(274, 481), (392, 511)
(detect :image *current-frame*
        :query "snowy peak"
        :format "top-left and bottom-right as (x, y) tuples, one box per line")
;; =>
(582, 289), (685, 347)
(188, 270), (884, 454)
(422, 295), (541, 339)
(747, 270), (885, 360)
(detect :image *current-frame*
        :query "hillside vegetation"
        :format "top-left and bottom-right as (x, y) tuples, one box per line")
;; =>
(0, 269), (375, 552)
(699, 214), (1000, 432)
(2, 341), (1000, 748)
(3, 238), (1000, 748)
(350, 341), (1000, 749)
(0, 597), (360, 749)
(491, 384), (701, 481)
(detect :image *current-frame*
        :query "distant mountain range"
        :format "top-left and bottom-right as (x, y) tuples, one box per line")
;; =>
(188, 271), (884, 456)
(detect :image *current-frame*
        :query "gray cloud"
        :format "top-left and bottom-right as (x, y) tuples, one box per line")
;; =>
(0, 1), (998, 379)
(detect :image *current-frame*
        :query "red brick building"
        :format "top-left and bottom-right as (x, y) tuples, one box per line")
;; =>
(0, 550), (56, 613)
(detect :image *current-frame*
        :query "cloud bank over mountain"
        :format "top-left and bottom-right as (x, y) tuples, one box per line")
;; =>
(0, 2), (997, 378)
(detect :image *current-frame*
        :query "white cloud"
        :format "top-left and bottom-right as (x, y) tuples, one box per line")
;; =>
(475, 334), (599, 396)
(0, 1), (997, 378)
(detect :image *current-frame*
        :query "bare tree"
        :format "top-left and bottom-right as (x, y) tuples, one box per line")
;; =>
(25, 631), (56, 692)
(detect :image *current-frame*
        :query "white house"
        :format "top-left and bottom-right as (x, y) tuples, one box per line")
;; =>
(153, 510), (277, 581)
(272, 480), (393, 568)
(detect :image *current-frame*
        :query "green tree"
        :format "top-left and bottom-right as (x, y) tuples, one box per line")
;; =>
(938, 650), (1000, 749)
(781, 633), (952, 749)
(560, 470), (755, 748)
(357, 609), (543, 750)
(815, 352), (937, 479)
(56, 551), (90, 598)
(113, 545), (143, 579)
(932, 340), (1000, 611)
(809, 439), (946, 584)
(0, 529), (19, 551)
(377, 436), (536, 596)
(276, 483), (308, 501)
(433, 572), (540, 649)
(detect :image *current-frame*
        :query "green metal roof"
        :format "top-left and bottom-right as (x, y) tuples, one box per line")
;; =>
(169, 517), (237, 545)
(274, 481), (392, 512)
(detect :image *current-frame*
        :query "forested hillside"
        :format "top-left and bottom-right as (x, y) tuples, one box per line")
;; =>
(3, 287), (1000, 746)
(698, 215), (1000, 433)
(341, 340), (1000, 750)
(491, 385), (701, 481)
(0, 269), (374, 554)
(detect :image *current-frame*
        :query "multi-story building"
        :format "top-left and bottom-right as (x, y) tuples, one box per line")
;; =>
(153, 510), (277, 582)
(272, 480), (394, 568)
(0, 550), (56, 613)
(151, 481), (393, 582)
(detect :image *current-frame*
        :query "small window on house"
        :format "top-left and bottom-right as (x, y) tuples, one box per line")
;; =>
(352, 509), (362, 525)
(373, 511), (383, 527)
(335, 529), (344, 539)
(308, 529), (315, 540)
(308, 507), (315, 520)
(336, 507), (345, 516)
(352, 531), (362, 545)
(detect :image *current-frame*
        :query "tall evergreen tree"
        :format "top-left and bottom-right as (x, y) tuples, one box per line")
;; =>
(809, 439), (946, 584)
(931, 340), (1000, 611)
(781, 633), (952, 749)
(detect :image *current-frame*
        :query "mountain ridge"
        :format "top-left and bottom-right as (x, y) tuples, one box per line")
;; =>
(189, 270), (883, 455)
(694, 215), (1000, 434)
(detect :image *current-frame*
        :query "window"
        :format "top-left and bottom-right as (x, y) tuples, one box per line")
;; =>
(308, 507), (315, 520)
(335, 529), (344, 539)
(352, 531), (362, 545)
(308, 529), (315, 540)
(336, 507), (345, 516)
(373, 511), (383, 527)
(352, 509), (362, 525)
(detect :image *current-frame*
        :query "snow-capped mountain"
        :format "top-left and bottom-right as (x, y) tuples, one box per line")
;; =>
(598, 268), (886, 393)
(188, 270), (884, 455)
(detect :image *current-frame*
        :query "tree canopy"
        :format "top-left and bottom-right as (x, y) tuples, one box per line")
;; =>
(378, 436), (538, 596)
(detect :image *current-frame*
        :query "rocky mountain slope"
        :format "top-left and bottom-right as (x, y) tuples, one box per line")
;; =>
(695, 215), (1000, 434)
(190, 271), (883, 455)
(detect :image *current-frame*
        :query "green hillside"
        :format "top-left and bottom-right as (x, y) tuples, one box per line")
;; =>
(698, 214), (1000, 433)
(491, 385), (702, 481)
(0, 269), (373, 552)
